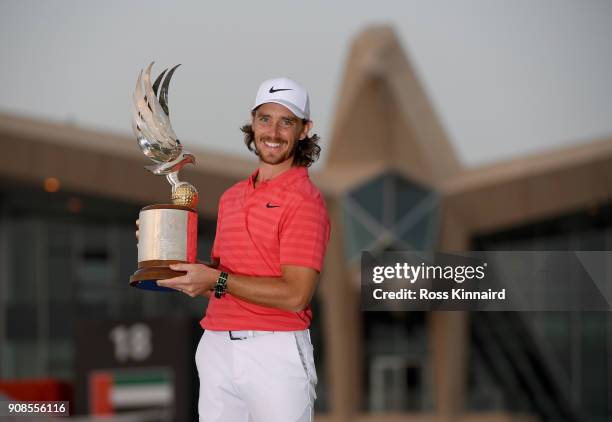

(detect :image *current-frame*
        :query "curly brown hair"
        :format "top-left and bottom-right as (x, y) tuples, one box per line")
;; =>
(240, 118), (321, 168)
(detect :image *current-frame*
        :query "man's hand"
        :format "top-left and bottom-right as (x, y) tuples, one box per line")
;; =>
(135, 219), (139, 241)
(157, 263), (220, 298)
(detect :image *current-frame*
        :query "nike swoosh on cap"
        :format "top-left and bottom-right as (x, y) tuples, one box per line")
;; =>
(269, 87), (292, 93)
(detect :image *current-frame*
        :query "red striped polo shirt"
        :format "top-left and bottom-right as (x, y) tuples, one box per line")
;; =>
(201, 165), (331, 331)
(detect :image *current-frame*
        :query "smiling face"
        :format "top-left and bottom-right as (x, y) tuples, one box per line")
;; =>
(251, 102), (312, 166)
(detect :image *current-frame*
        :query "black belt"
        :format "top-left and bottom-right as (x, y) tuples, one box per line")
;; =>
(228, 330), (275, 340)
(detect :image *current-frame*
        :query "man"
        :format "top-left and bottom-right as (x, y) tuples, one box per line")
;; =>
(157, 77), (331, 422)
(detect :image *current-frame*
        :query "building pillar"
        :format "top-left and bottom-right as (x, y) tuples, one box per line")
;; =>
(319, 198), (362, 421)
(430, 207), (470, 420)
(429, 311), (468, 420)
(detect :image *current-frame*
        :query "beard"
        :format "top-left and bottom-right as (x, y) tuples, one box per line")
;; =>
(255, 137), (299, 165)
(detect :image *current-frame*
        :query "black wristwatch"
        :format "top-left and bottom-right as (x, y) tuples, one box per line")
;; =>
(214, 271), (229, 299)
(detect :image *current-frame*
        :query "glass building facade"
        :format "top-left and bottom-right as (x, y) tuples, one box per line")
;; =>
(342, 171), (439, 412)
(471, 202), (612, 422)
(341, 170), (611, 421)
(0, 180), (214, 380)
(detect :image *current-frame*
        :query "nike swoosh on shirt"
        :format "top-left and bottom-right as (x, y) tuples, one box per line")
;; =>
(266, 202), (281, 208)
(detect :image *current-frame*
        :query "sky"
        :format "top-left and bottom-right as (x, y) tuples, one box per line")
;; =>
(1, 0), (611, 169)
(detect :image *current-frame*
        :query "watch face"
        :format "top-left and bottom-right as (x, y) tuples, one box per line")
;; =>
(214, 272), (228, 298)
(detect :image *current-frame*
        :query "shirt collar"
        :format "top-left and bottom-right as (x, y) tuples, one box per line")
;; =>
(248, 166), (308, 189)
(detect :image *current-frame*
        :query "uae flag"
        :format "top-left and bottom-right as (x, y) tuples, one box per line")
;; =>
(89, 368), (174, 415)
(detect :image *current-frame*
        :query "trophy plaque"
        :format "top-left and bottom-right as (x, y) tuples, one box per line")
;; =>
(129, 62), (199, 291)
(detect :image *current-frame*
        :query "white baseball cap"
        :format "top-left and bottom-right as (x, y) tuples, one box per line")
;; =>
(252, 77), (310, 120)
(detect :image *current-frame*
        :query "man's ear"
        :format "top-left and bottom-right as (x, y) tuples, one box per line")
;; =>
(300, 120), (313, 140)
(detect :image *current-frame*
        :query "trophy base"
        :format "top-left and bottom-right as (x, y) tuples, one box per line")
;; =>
(130, 261), (187, 292)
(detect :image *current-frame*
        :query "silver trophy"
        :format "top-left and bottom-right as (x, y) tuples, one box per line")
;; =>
(130, 62), (199, 291)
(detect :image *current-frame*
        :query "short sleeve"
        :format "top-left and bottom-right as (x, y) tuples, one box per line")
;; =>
(279, 196), (331, 272)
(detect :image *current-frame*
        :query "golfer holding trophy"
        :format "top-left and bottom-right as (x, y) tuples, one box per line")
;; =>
(130, 62), (330, 421)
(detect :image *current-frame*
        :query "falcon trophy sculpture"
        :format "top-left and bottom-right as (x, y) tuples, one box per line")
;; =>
(130, 62), (199, 291)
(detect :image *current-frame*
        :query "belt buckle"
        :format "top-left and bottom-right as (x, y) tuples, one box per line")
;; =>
(229, 331), (248, 340)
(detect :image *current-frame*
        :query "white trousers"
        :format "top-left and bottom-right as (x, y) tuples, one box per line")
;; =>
(195, 329), (317, 422)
